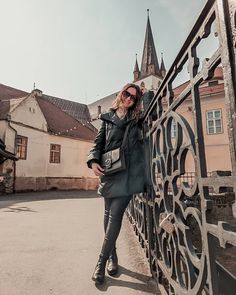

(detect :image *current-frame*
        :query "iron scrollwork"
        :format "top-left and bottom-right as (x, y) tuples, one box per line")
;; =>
(126, 0), (236, 294)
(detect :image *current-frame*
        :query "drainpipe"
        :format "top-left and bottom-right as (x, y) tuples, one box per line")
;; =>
(13, 160), (16, 193)
(7, 115), (18, 193)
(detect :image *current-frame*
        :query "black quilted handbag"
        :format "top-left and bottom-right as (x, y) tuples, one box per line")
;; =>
(101, 123), (131, 175)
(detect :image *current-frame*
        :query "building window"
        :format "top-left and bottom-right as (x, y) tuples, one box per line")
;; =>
(17, 136), (28, 160)
(206, 109), (223, 134)
(50, 144), (61, 163)
(208, 80), (218, 87)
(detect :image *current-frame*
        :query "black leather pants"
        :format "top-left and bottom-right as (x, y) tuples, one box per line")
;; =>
(101, 195), (132, 260)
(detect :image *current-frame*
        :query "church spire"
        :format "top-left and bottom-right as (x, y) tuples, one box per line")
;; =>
(133, 54), (140, 81)
(140, 9), (160, 78)
(160, 52), (166, 77)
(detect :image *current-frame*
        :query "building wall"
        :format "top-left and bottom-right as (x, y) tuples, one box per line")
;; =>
(0, 95), (99, 193)
(134, 75), (162, 92)
(9, 123), (98, 191)
(89, 93), (117, 120)
(175, 92), (231, 173)
(10, 95), (48, 132)
(5, 127), (16, 154)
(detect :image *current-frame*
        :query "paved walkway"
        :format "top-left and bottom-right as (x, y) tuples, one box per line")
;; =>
(0, 190), (159, 295)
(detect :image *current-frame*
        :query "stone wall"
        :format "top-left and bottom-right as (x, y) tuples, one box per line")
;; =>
(0, 159), (15, 195)
(14, 176), (99, 192)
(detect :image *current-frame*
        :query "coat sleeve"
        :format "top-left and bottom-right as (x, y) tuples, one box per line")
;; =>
(87, 120), (106, 168)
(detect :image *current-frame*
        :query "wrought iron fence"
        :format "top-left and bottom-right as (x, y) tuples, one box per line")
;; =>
(126, 0), (236, 294)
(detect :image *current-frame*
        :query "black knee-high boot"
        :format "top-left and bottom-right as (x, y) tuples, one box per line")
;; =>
(92, 213), (122, 283)
(92, 254), (107, 284)
(106, 247), (118, 276)
(104, 209), (117, 258)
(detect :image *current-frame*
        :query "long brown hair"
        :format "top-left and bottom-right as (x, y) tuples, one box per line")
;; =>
(111, 83), (142, 120)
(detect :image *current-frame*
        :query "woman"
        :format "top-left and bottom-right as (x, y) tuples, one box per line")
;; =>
(87, 83), (146, 285)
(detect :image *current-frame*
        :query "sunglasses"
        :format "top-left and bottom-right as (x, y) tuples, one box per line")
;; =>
(122, 90), (137, 101)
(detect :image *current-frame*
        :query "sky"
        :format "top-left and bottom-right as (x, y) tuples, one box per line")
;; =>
(0, 0), (206, 104)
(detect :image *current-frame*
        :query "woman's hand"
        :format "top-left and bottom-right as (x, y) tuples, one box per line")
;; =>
(91, 162), (105, 176)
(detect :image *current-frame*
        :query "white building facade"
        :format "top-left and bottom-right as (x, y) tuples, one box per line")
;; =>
(0, 89), (98, 193)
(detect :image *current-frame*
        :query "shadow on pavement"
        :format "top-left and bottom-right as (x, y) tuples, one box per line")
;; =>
(95, 265), (157, 294)
(0, 190), (99, 210)
(2, 206), (38, 213)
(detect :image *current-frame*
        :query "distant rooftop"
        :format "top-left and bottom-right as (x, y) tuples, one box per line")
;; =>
(0, 83), (97, 133)
(0, 84), (97, 140)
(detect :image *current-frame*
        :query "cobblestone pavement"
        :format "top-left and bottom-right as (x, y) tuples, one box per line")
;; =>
(0, 190), (159, 295)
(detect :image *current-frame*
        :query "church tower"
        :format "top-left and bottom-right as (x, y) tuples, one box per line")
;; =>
(133, 54), (140, 81)
(160, 52), (166, 78)
(140, 9), (161, 78)
(133, 9), (166, 92)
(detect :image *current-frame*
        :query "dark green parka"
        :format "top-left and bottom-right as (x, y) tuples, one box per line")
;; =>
(87, 110), (146, 198)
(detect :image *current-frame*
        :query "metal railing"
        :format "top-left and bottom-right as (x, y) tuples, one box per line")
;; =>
(127, 0), (236, 294)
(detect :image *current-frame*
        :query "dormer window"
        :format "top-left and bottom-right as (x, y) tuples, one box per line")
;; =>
(208, 80), (218, 87)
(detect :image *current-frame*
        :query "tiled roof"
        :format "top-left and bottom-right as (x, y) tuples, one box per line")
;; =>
(43, 95), (97, 132)
(37, 96), (96, 141)
(173, 82), (224, 98)
(173, 67), (224, 98)
(199, 83), (224, 96)
(173, 81), (190, 97)
(0, 83), (28, 100)
(0, 83), (97, 140)
(0, 100), (10, 119)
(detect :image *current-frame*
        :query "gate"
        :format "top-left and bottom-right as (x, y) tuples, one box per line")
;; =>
(126, 0), (236, 294)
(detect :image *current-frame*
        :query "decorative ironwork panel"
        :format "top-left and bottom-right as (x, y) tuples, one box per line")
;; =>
(127, 0), (236, 294)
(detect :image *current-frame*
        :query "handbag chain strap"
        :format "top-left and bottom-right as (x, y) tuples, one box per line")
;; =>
(104, 121), (132, 151)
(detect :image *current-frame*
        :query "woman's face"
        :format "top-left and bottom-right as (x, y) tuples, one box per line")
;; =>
(121, 87), (137, 109)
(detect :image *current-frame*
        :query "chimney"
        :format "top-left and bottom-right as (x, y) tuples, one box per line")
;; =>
(98, 105), (102, 117)
(31, 89), (43, 97)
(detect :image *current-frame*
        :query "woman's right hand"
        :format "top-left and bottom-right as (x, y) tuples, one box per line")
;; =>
(91, 162), (104, 176)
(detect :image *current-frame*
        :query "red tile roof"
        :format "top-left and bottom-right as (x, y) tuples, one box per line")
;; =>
(37, 96), (96, 141)
(44, 94), (96, 132)
(0, 83), (97, 140)
(0, 84), (28, 100)
(173, 67), (224, 98)
(0, 83), (96, 141)
(199, 83), (224, 96)
(173, 81), (224, 98)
